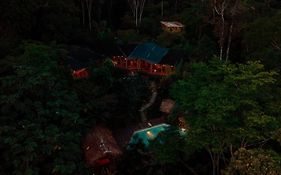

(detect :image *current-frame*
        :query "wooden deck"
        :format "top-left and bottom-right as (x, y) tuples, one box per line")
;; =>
(112, 56), (175, 76)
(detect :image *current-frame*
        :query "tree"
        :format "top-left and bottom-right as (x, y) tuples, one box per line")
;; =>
(113, 74), (150, 123)
(212, 0), (228, 61)
(223, 148), (281, 175)
(211, 0), (247, 61)
(0, 42), (90, 174)
(170, 59), (280, 175)
(80, 0), (94, 31)
(73, 60), (118, 125)
(0, 0), (81, 41)
(273, 128), (281, 145)
(128, 0), (146, 28)
(243, 10), (281, 68)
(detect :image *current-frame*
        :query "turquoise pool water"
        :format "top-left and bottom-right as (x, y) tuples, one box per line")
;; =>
(129, 123), (170, 147)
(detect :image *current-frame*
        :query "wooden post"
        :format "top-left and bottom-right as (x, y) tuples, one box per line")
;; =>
(136, 60), (138, 70)
(125, 58), (128, 69)
(161, 0), (164, 17)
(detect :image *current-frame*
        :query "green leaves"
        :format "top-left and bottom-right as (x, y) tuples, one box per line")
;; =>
(223, 148), (281, 175)
(170, 59), (281, 173)
(0, 42), (87, 174)
(272, 128), (281, 145)
(243, 10), (281, 68)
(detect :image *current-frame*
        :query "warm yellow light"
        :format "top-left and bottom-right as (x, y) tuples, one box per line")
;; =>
(146, 131), (154, 138)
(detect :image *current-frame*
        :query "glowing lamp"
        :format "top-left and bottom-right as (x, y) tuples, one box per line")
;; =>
(146, 131), (154, 139)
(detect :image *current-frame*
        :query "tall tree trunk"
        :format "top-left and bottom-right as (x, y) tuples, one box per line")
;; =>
(208, 149), (216, 175)
(139, 0), (145, 24)
(128, 0), (146, 28)
(226, 22), (233, 62)
(161, 0), (164, 17)
(107, 0), (113, 23)
(135, 3), (138, 27)
(175, 0), (178, 13)
(81, 0), (85, 26)
(216, 154), (220, 175)
(213, 0), (226, 61)
(85, 0), (93, 31)
(89, 0), (93, 31)
(219, 10), (225, 61)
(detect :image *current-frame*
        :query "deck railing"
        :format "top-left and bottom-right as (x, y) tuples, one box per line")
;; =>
(112, 56), (175, 76)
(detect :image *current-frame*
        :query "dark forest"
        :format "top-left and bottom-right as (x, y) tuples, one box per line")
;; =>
(1, 0), (281, 175)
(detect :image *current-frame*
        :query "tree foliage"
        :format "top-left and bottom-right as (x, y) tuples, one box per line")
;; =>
(0, 43), (90, 175)
(1, 0), (281, 174)
(170, 59), (281, 174)
(223, 148), (281, 175)
(243, 10), (281, 68)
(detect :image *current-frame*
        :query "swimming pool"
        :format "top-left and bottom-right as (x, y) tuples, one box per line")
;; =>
(128, 123), (170, 147)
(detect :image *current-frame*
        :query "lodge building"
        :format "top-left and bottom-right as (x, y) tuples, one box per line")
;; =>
(160, 21), (185, 33)
(112, 43), (182, 76)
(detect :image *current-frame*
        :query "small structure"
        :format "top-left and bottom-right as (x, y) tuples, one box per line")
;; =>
(83, 125), (122, 167)
(112, 43), (177, 76)
(160, 99), (175, 114)
(65, 46), (104, 79)
(72, 68), (89, 79)
(160, 21), (185, 33)
(114, 117), (166, 148)
(128, 123), (170, 147)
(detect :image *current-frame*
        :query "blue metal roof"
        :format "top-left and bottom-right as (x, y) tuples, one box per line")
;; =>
(128, 43), (169, 64)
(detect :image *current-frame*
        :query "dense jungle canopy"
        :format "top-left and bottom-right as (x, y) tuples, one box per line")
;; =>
(1, 0), (281, 175)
